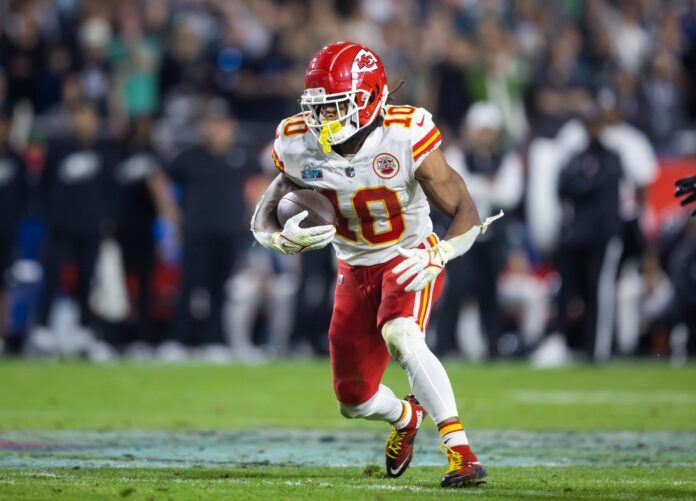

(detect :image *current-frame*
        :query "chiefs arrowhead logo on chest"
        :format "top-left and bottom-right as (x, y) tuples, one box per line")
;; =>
(372, 153), (400, 179)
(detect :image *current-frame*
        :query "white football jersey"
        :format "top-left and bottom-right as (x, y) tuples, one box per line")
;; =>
(272, 105), (442, 266)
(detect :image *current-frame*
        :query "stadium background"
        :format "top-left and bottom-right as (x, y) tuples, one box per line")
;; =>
(1, 0), (695, 361)
(1, 0), (696, 498)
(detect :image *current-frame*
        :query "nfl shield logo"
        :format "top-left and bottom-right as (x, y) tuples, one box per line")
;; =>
(345, 166), (355, 178)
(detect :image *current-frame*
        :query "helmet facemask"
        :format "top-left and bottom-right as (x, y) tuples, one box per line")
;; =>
(300, 86), (388, 152)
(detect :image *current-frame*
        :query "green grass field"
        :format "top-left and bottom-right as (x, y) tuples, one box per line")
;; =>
(1, 360), (695, 499)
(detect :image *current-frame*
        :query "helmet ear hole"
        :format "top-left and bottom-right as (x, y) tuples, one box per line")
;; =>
(368, 91), (375, 104)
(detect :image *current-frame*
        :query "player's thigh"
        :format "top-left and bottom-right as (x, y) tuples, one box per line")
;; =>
(329, 266), (390, 405)
(378, 254), (445, 333)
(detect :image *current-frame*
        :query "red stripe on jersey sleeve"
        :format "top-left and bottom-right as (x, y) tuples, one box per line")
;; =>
(412, 126), (439, 154)
(413, 130), (442, 163)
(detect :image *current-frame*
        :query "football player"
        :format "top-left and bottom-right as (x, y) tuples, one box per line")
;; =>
(251, 42), (501, 487)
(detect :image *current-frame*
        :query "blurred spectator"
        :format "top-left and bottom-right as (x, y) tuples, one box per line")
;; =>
(1, 4), (45, 110)
(29, 102), (114, 355)
(436, 102), (523, 359)
(541, 108), (624, 364)
(611, 3), (650, 74)
(467, 18), (529, 142)
(0, 112), (29, 343)
(167, 101), (251, 347)
(528, 24), (591, 138)
(683, 1), (696, 124)
(0, 0), (694, 360)
(110, 8), (162, 118)
(75, 16), (113, 114)
(158, 16), (214, 99)
(637, 49), (686, 153)
(431, 38), (474, 135)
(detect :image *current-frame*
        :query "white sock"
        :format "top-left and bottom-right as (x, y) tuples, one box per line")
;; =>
(440, 422), (470, 446)
(443, 431), (469, 447)
(371, 384), (405, 423)
(391, 401), (412, 429)
(339, 384), (404, 423)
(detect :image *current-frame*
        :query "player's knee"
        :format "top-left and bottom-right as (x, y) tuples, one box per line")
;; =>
(381, 317), (426, 361)
(338, 394), (378, 419)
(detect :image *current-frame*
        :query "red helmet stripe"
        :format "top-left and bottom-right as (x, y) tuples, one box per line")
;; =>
(329, 42), (359, 72)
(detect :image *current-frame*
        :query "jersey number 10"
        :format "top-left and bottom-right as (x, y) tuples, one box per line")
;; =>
(321, 187), (406, 245)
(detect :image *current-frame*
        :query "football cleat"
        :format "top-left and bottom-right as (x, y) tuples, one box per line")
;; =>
(385, 395), (426, 478)
(440, 444), (487, 488)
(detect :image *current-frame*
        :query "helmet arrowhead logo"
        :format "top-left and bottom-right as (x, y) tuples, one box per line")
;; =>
(352, 49), (378, 74)
(357, 54), (375, 69)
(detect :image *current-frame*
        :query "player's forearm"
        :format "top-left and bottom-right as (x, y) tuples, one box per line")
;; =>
(420, 176), (481, 238)
(420, 177), (484, 261)
(444, 193), (481, 239)
(250, 173), (299, 247)
(251, 195), (281, 234)
(251, 194), (283, 248)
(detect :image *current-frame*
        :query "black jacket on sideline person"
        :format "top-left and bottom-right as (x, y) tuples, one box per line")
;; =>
(552, 138), (624, 361)
(558, 140), (622, 247)
(168, 143), (251, 346)
(40, 137), (115, 236)
(168, 145), (249, 237)
(114, 148), (159, 236)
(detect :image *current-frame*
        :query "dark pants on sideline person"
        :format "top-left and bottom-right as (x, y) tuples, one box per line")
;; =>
(116, 227), (157, 343)
(550, 238), (623, 361)
(435, 236), (504, 358)
(173, 233), (236, 345)
(36, 230), (101, 328)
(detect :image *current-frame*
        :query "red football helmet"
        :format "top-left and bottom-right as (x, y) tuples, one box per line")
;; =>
(301, 41), (389, 146)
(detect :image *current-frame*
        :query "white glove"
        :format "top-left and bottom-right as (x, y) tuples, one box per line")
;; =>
(392, 211), (504, 292)
(270, 210), (336, 255)
(393, 243), (451, 292)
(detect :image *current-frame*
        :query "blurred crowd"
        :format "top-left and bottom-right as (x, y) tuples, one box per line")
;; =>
(0, 0), (695, 364)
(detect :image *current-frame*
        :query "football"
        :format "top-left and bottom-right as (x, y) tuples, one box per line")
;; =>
(277, 189), (337, 228)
